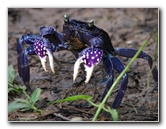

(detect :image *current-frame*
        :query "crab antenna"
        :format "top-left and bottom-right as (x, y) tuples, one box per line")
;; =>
(64, 15), (69, 22)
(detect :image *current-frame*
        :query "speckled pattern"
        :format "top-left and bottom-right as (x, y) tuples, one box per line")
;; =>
(81, 48), (103, 67)
(34, 39), (47, 58)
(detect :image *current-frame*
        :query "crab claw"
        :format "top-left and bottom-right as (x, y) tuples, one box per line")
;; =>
(34, 39), (55, 73)
(73, 48), (103, 84)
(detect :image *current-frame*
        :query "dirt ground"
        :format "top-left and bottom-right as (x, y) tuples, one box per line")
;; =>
(8, 8), (159, 121)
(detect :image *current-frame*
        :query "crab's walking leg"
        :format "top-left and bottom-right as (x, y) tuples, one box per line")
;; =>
(114, 48), (158, 82)
(17, 46), (36, 92)
(17, 35), (40, 92)
(110, 55), (128, 109)
(101, 56), (114, 101)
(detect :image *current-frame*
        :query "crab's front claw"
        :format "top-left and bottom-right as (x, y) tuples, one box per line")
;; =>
(73, 48), (103, 84)
(34, 39), (55, 73)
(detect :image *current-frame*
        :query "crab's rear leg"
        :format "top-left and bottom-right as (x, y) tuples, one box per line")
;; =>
(114, 48), (158, 83)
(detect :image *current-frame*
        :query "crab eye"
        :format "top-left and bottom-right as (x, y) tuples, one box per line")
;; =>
(64, 15), (69, 23)
(88, 20), (94, 27)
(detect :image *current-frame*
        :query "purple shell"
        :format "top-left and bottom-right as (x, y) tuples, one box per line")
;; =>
(34, 40), (47, 58)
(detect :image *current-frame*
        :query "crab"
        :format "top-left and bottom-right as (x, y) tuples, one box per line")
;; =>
(17, 15), (158, 109)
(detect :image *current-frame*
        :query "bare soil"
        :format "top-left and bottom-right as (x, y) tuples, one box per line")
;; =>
(8, 8), (158, 121)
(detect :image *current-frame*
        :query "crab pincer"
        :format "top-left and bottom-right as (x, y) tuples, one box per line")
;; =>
(73, 47), (103, 84)
(34, 38), (55, 73)
(17, 26), (65, 91)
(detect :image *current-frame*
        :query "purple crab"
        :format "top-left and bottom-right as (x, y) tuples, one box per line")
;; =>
(17, 15), (158, 109)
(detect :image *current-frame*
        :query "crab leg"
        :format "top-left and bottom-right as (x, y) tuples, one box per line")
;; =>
(101, 55), (114, 101)
(109, 55), (128, 109)
(17, 35), (38, 92)
(114, 48), (158, 82)
(101, 54), (128, 109)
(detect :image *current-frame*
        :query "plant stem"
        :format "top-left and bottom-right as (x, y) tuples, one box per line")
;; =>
(147, 33), (158, 91)
(92, 33), (155, 121)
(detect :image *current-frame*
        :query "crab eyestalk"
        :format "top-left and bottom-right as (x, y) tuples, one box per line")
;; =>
(88, 20), (94, 27)
(64, 15), (69, 23)
(73, 48), (103, 83)
(34, 39), (55, 73)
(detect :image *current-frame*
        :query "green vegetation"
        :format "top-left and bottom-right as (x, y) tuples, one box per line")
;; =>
(8, 88), (42, 113)
(8, 65), (42, 113)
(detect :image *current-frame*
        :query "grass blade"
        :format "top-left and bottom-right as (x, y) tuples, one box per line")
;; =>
(49, 95), (92, 104)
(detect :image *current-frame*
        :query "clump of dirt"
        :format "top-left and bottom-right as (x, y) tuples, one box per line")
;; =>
(8, 8), (158, 121)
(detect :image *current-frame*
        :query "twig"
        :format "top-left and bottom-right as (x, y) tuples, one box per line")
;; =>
(67, 105), (93, 115)
(53, 113), (70, 121)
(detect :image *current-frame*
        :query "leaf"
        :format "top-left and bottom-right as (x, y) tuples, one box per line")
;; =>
(111, 109), (118, 121)
(8, 87), (17, 93)
(20, 107), (32, 112)
(8, 85), (26, 93)
(50, 95), (92, 104)
(8, 65), (16, 84)
(8, 101), (28, 113)
(15, 98), (31, 106)
(107, 108), (118, 121)
(30, 88), (41, 105)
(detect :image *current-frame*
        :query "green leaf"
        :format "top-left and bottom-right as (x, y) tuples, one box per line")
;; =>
(8, 87), (17, 93)
(8, 85), (26, 93)
(8, 101), (28, 113)
(110, 109), (118, 121)
(14, 98), (31, 106)
(20, 107), (32, 112)
(50, 95), (92, 104)
(30, 88), (41, 105)
(8, 65), (16, 84)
